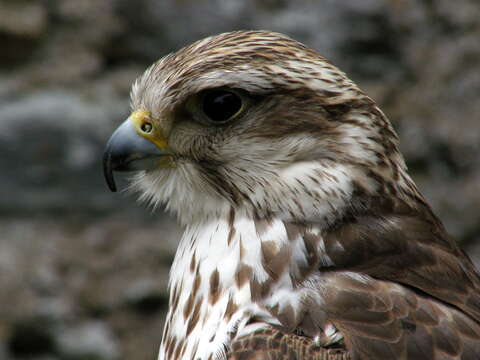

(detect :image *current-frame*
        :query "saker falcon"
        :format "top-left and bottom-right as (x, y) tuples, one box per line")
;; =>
(103, 31), (480, 360)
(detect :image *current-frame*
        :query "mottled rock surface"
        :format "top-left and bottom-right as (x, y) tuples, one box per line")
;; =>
(1, 1), (479, 359)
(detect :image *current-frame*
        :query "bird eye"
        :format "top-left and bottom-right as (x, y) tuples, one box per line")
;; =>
(140, 122), (153, 133)
(202, 89), (243, 123)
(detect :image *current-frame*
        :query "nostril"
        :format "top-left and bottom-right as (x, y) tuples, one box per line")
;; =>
(141, 122), (153, 133)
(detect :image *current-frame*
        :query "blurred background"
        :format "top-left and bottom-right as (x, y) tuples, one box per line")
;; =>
(0, 0), (479, 359)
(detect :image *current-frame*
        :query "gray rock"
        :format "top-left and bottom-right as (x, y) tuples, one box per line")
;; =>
(56, 322), (119, 360)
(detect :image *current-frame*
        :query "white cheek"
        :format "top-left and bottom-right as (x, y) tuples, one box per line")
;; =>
(132, 166), (231, 225)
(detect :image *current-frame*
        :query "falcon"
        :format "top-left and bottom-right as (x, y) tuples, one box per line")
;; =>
(102, 31), (480, 359)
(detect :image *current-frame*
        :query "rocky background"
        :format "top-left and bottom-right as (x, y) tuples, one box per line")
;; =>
(0, 0), (479, 359)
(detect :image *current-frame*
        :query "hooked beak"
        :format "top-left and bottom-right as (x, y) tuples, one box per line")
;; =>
(103, 113), (173, 192)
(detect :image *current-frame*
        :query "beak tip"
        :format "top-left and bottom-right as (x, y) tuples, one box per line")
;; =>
(107, 179), (117, 193)
(103, 151), (118, 193)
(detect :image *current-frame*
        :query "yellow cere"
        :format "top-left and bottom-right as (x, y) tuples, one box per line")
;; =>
(129, 110), (176, 168)
(130, 110), (170, 150)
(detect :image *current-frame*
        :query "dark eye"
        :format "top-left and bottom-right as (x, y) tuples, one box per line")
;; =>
(202, 89), (243, 123)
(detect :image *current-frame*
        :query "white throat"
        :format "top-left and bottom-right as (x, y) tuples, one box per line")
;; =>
(155, 162), (355, 359)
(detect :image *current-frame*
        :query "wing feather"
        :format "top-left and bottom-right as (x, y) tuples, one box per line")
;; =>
(323, 210), (480, 322)
(320, 272), (480, 360)
(227, 327), (350, 360)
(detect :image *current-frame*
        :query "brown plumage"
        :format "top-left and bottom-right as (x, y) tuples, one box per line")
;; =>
(228, 328), (350, 360)
(102, 30), (480, 359)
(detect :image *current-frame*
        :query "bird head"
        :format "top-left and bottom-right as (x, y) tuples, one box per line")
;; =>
(103, 31), (413, 225)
